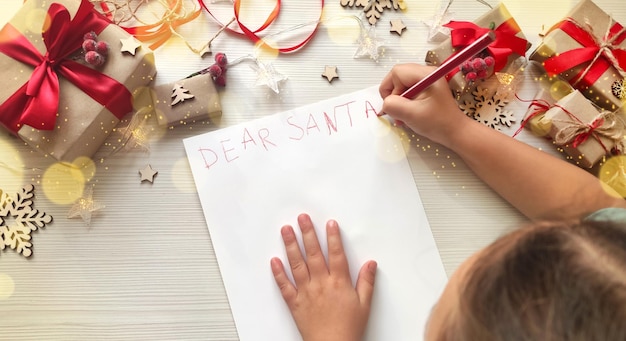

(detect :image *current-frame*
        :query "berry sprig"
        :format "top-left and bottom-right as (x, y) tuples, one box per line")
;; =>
(460, 55), (495, 83)
(206, 52), (228, 87)
(82, 31), (109, 67)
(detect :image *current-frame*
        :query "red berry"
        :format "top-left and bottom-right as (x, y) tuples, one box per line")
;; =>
(82, 39), (97, 52)
(471, 58), (487, 71)
(95, 41), (109, 55)
(214, 75), (226, 87)
(83, 31), (97, 41)
(484, 56), (495, 67)
(476, 69), (488, 79)
(460, 60), (472, 74)
(465, 71), (477, 82)
(208, 64), (222, 78)
(214, 52), (228, 67)
(85, 51), (105, 66)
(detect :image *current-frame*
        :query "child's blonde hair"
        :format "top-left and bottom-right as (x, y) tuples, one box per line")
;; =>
(446, 219), (626, 340)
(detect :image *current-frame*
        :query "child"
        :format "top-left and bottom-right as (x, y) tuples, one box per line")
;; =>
(270, 64), (626, 341)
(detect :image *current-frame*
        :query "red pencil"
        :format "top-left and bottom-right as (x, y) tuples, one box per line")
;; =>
(400, 31), (496, 99)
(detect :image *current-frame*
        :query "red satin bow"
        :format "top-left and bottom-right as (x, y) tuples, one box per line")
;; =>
(444, 20), (528, 72)
(543, 18), (626, 88)
(0, 1), (133, 134)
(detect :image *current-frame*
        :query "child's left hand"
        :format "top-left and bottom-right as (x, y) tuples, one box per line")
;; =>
(270, 213), (377, 341)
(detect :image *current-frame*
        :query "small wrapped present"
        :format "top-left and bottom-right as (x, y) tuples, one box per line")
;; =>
(425, 3), (529, 100)
(543, 90), (624, 168)
(153, 73), (222, 126)
(0, 0), (156, 161)
(529, 0), (626, 112)
(518, 89), (559, 137)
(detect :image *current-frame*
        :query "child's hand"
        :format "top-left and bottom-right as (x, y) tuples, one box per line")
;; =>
(271, 213), (377, 341)
(379, 63), (471, 147)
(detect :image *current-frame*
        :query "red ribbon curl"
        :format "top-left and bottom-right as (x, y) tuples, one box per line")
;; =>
(198, 0), (323, 53)
(444, 19), (528, 73)
(0, 1), (133, 134)
(543, 18), (626, 89)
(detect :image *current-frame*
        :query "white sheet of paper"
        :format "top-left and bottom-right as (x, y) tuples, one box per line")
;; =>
(183, 86), (448, 341)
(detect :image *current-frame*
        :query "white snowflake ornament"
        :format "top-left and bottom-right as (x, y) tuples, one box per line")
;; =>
(0, 184), (52, 258)
(459, 86), (516, 130)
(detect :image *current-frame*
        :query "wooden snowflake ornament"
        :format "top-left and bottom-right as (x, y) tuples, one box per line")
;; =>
(0, 185), (52, 258)
(341, 0), (407, 25)
(459, 86), (516, 130)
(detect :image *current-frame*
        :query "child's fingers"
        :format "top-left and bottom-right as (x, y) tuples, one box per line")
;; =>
(326, 219), (351, 281)
(281, 224), (310, 285)
(356, 260), (377, 309)
(270, 257), (298, 306)
(297, 213), (329, 278)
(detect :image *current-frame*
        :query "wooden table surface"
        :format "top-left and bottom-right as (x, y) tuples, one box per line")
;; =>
(1, 0), (623, 339)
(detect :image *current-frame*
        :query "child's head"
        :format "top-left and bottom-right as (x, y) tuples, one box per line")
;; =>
(426, 218), (626, 341)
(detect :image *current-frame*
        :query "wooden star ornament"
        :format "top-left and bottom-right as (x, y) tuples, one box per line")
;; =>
(120, 37), (142, 56)
(139, 164), (158, 183)
(322, 66), (339, 83)
(390, 19), (407, 36)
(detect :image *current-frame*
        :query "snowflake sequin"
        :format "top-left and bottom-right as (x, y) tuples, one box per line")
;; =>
(612, 79), (625, 100)
(459, 86), (516, 130)
(0, 185), (53, 258)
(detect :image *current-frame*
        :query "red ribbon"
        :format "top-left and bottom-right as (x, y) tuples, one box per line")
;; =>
(198, 0), (323, 53)
(553, 104), (609, 151)
(543, 18), (626, 89)
(0, 1), (133, 134)
(512, 95), (553, 137)
(444, 19), (528, 73)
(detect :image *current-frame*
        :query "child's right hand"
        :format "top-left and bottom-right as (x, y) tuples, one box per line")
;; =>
(379, 63), (472, 147)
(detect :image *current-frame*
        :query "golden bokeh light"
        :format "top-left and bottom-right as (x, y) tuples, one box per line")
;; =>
(0, 139), (24, 194)
(375, 123), (410, 163)
(24, 7), (48, 34)
(549, 80), (574, 101)
(42, 162), (86, 205)
(325, 16), (361, 45)
(598, 155), (626, 198)
(0, 273), (15, 300)
(171, 158), (197, 194)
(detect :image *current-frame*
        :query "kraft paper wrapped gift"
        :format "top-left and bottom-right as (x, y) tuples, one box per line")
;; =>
(0, 0), (156, 161)
(530, 0), (626, 112)
(543, 90), (624, 168)
(425, 3), (529, 101)
(153, 73), (222, 127)
(519, 88), (558, 137)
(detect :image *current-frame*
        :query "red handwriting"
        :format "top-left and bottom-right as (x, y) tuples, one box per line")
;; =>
(196, 98), (380, 170)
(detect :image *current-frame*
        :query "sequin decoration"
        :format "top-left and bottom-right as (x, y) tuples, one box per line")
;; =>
(612, 79), (625, 100)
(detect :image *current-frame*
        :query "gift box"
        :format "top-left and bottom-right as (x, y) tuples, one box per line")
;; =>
(529, 0), (626, 112)
(519, 89), (559, 137)
(425, 3), (529, 101)
(543, 90), (624, 168)
(153, 73), (222, 127)
(0, 0), (156, 161)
